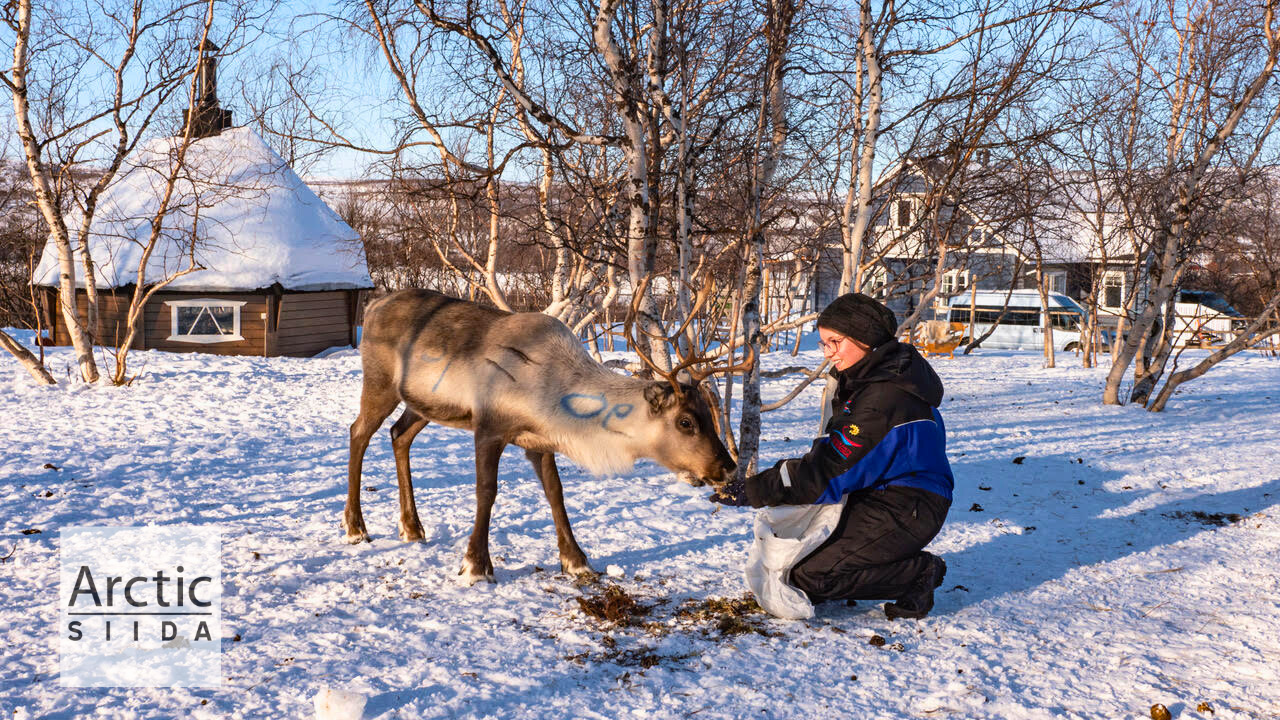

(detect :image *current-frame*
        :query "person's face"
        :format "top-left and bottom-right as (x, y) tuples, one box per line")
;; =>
(818, 327), (870, 371)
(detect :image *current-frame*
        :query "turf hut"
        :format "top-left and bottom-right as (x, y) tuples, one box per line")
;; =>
(33, 44), (372, 357)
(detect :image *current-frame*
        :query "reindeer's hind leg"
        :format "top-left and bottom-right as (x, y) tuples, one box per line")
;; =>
(526, 450), (595, 578)
(345, 381), (399, 544)
(389, 408), (430, 542)
(460, 430), (504, 585)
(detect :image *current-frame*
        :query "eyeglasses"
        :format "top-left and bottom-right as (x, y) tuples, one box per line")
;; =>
(818, 335), (850, 353)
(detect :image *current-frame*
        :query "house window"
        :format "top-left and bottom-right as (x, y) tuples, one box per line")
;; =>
(166, 299), (246, 343)
(896, 199), (914, 228)
(1102, 271), (1124, 308)
(1047, 271), (1067, 295)
(941, 269), (970, 295)
(863, 266), (888, 298)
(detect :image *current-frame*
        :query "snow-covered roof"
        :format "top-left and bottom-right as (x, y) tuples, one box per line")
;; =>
(35, 127), (372, 292)
(875, 161), (1140, 265)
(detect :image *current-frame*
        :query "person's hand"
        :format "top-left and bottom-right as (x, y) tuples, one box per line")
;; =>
(709, 476), (751, 507)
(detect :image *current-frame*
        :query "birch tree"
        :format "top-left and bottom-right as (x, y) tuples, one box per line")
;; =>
(1, 0), (259, 384)
(820, 0), (1099, 305)
(1146, 171), (1280, 410)
(4, 0), (102, 382)
(736, 0), (800, 479)
(0, 135), (53, 384)
(1099, 0), (1280, 406)
(1050, 115), (1131, 369)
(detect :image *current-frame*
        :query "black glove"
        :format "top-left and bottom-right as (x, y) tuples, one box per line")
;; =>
(709, 476), (752, 507)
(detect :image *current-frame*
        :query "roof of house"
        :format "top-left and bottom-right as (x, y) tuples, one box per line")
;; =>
(872, 161), (1140, 266)
(35, 127), (372, 292)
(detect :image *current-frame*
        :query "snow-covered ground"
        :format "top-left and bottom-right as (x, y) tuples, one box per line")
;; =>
(3, 332), (1279, 719)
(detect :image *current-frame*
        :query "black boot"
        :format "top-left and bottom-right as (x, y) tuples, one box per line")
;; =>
(884, 554), (946, 620)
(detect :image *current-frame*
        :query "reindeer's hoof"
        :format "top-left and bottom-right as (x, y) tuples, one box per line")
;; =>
(398, 523), (426, 543)
(343, 531), (371, 545)
(458, 558), (496, 586)
(561, 558), (597, 580)
(341, 519), (371, 544)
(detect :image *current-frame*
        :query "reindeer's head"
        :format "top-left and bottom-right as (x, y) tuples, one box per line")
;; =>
(623, 275), (753, 487)
(642, 381), (736, 487)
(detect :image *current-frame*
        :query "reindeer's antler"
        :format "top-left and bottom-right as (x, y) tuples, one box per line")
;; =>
(624, 276), (678, 391)
(624, 275), (757, 397)
(687, 342), (757, 384)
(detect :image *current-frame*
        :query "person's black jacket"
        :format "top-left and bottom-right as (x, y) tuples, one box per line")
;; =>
(745, 339), (954, 507)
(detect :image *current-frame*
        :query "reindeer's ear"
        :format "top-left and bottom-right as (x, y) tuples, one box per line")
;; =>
(644, 382), (675, 413)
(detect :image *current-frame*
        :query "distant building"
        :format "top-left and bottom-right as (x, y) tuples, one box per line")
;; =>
(33, 43), (372, 357)
(812, 159), (1141, 328)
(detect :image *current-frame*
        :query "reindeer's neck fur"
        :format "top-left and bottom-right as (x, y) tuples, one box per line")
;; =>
(522, 335), (666, 476)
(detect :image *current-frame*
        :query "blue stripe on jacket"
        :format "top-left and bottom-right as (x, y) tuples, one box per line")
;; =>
(812, 408), (954, 503)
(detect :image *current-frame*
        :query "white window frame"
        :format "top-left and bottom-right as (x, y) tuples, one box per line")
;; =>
(895, 198), (914, 228)
(1102, 271), (1125, 309)
(863, 266), (888, 299)
(1047, 270), (1067, 295)
(941, 269), (970, 295)
(165, 298), (246, 344)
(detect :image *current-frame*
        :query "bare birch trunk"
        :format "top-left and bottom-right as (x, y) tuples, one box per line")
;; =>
(899, 242), (951, 334)
(1148, 291), (1280, 411)
(0, 329), (56, 385)
(540, 144), (572, 319)
(1036, 257), (1054, 368)
(669, 60), (695, 359)
(483, 96), (512, 312)
(6, 0), (99, 383)
(496, 2), (571, 319)
(840, 0), (884, 296)
(738, 237), (766, 478)
(967, 281), (977, 348)
(111, 2), (220, 385)
(1129, 283), (1180, 406)
(593, 0), (668, 372)
(736, 0), (796, 481)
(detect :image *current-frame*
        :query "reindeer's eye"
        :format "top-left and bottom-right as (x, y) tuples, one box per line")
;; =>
(677, 415), (696, 434)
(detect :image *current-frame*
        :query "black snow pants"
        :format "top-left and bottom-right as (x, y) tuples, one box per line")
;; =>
(789, 486), (950, 604)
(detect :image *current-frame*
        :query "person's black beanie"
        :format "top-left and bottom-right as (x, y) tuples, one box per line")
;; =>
(816, 293), (898, 348)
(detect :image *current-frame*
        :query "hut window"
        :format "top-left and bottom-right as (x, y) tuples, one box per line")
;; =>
(165, 299), (246, 343)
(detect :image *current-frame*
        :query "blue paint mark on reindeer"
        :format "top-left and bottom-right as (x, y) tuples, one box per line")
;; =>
(430, 359), (453, 393)
(414, 350), (453, 393)
(560, 393), (608, 419)
(560, 394), (635, 431)
(602, 403), (634, 431)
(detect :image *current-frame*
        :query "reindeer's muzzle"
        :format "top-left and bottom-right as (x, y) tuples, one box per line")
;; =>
(700, 457), (736, 488)
(677, 456), (735, 488)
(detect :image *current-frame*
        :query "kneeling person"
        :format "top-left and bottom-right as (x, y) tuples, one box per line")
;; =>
(714, 293), (953, 619)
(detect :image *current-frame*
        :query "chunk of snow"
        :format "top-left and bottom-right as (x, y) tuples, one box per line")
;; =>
(606, 564), (625, 578)
(313, 687), (366, 720)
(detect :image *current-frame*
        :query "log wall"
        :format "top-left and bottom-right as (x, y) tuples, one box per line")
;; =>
(40, 287), (364, 357)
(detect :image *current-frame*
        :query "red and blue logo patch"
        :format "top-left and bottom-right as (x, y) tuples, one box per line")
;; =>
(829, 426), (863, 458)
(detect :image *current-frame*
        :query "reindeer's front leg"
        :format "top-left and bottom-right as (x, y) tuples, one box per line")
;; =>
(460, 430), (504, 584)
(526, 450), (595, 578)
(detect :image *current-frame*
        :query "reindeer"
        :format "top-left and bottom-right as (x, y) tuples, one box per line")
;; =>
(345, 288), (744, 584)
